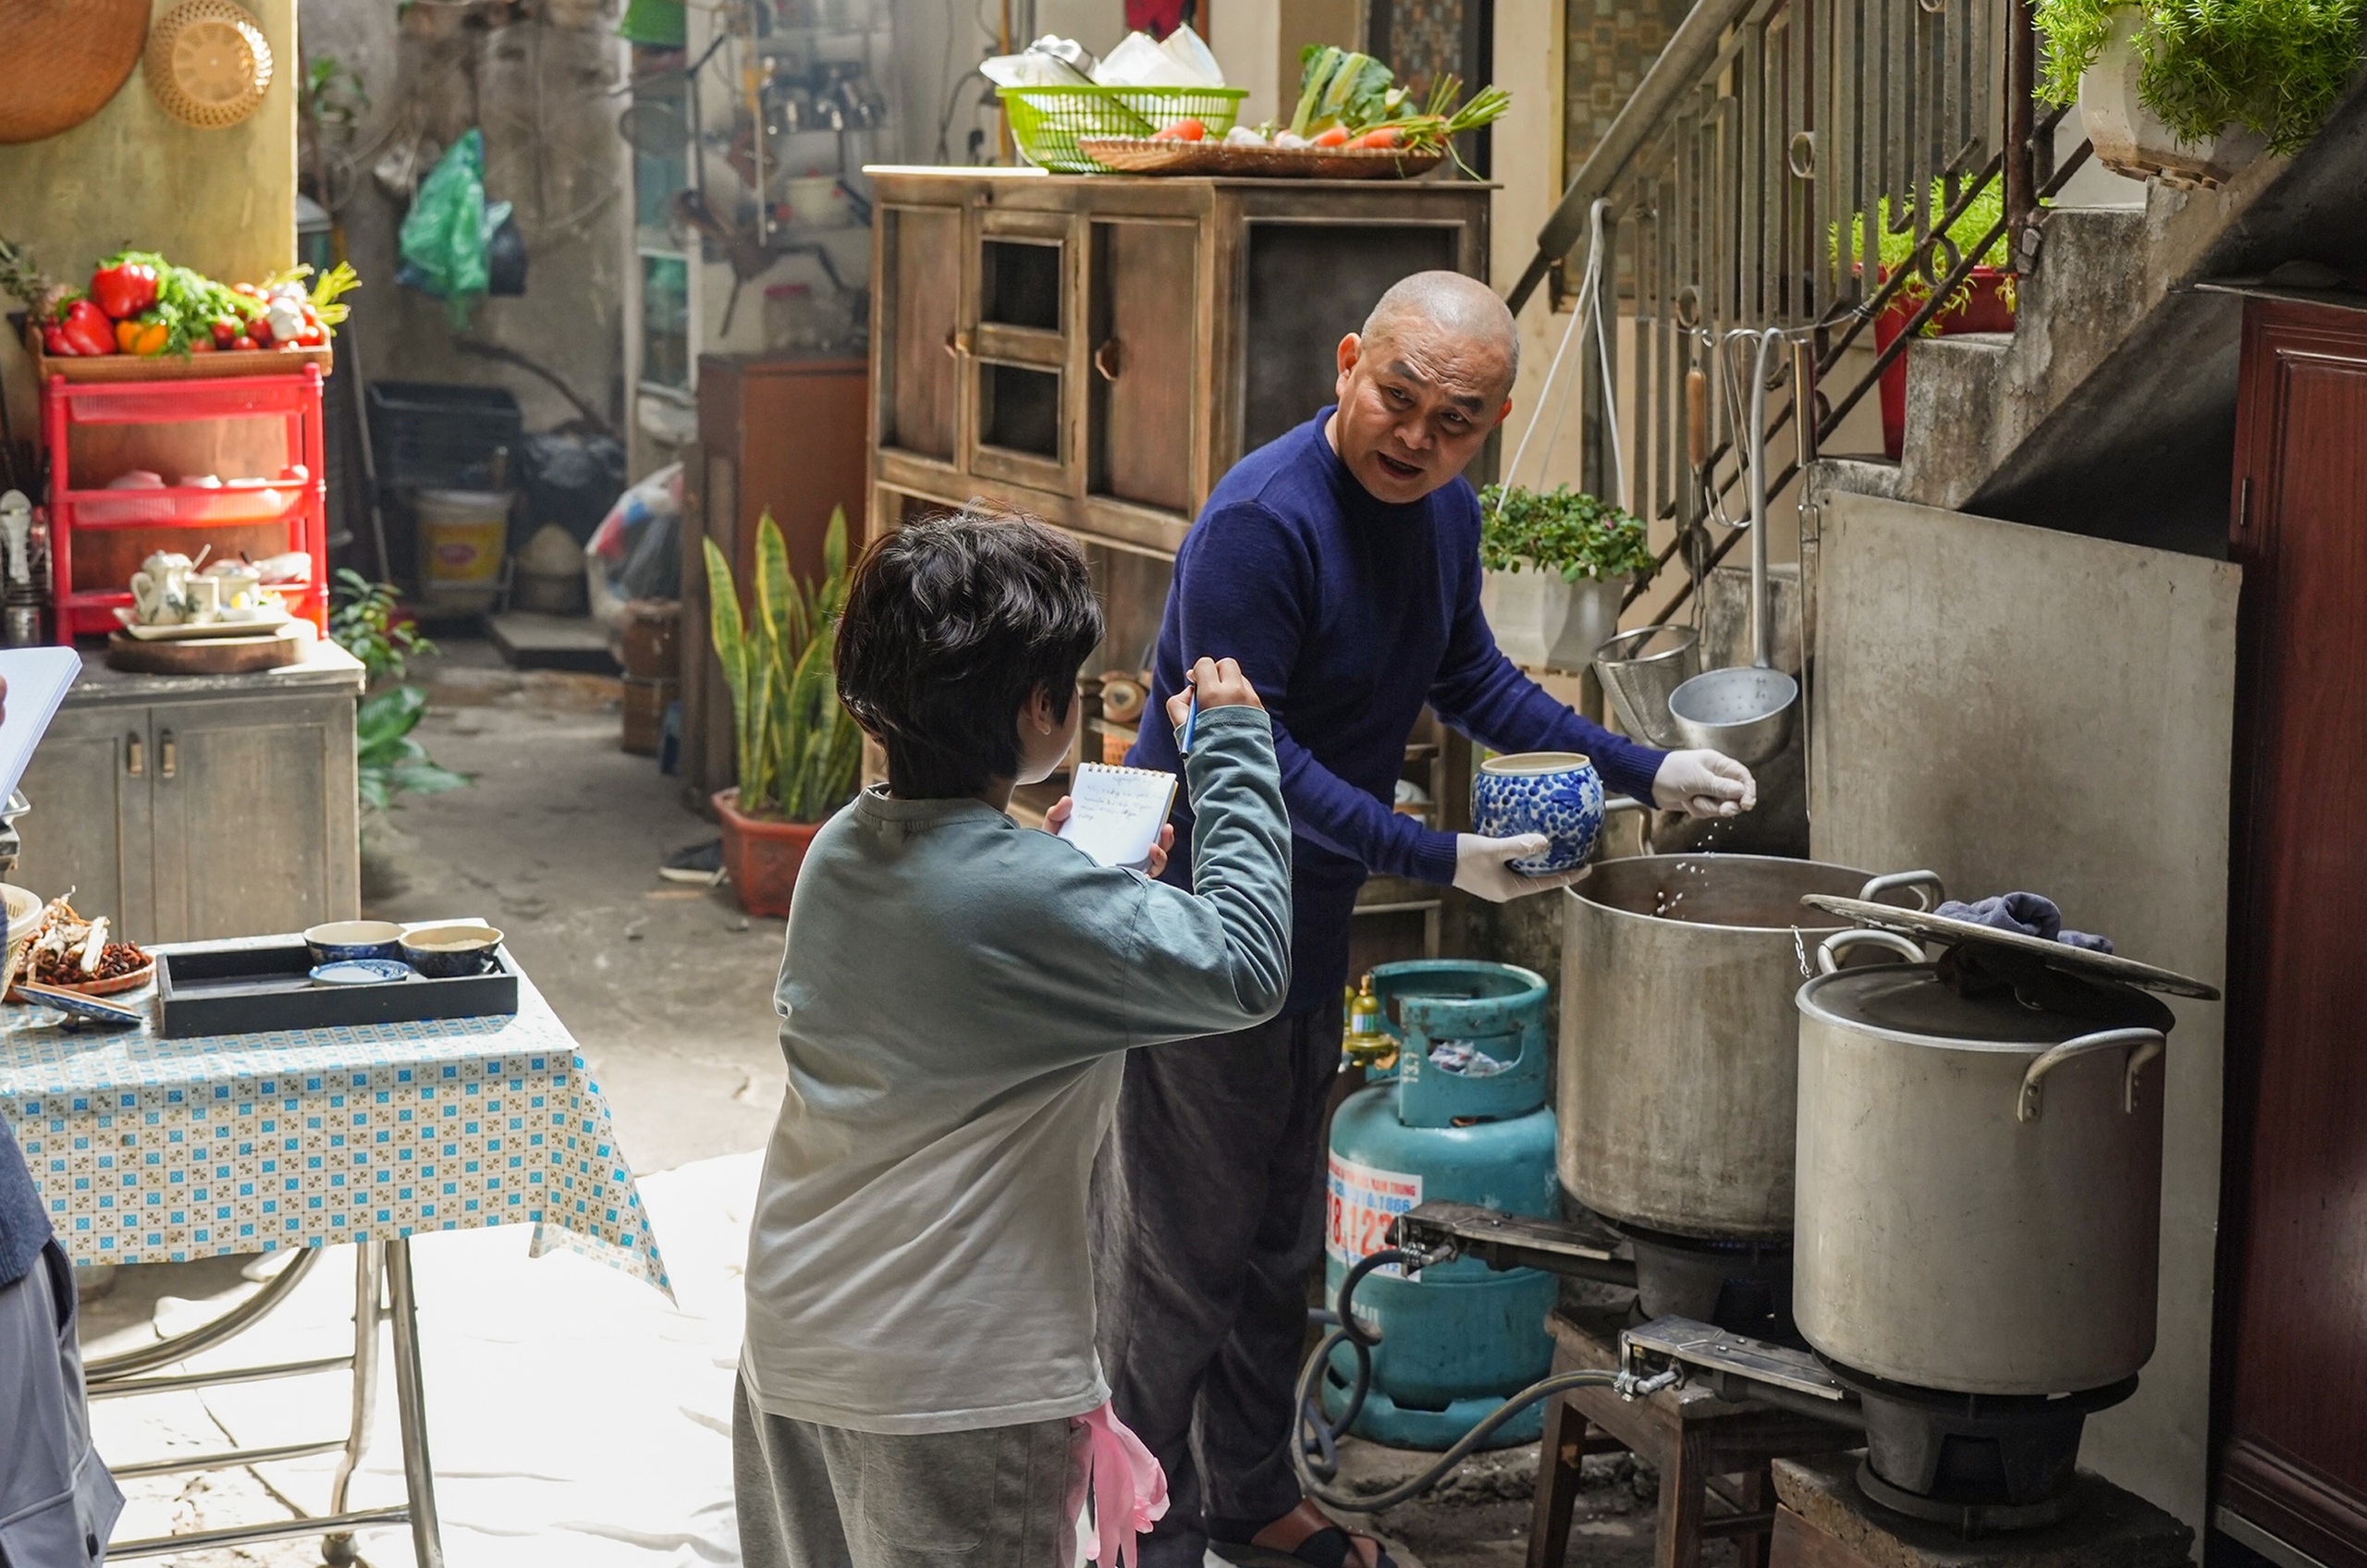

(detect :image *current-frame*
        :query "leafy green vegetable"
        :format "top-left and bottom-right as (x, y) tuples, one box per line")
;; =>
(2033, 0), (2364, 156)
(1478, 484), (1654, 583)
(704, 506), (862, 824)
(1291, 46), (1398, 137)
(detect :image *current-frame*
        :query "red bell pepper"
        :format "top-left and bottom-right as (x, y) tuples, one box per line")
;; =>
(56, 299), (116, 356)
(89, 256), (161, 320)
(41, 324), (71, 356)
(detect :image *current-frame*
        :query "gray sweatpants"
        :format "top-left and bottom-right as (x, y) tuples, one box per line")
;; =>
(0, 1241), (124, 1566)
(1088, 1011), (1338, 1568)
(732, 1378), (1083, 1568)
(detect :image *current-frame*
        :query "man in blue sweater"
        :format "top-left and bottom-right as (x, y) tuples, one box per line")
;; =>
(1093, 272), (1757, 1568)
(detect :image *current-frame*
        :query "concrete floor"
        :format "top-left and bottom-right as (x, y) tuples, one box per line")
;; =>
(79, 643), (1710, 1566)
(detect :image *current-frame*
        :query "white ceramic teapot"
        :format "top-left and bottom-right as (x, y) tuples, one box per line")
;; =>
(128, 551), (196, 626)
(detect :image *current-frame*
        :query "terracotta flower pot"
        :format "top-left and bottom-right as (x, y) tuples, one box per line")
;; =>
(713, 789), (824, 918)
(1874, 266), (2017, 459)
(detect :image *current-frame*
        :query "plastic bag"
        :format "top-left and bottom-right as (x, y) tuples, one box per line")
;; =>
(397, 129), (514, 327)
(586, 462), (682, 630)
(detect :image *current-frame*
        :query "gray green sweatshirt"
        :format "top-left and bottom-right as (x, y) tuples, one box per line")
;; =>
(740, 704), (1292, 1433)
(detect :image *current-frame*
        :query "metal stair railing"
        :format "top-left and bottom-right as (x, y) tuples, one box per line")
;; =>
(1504, 0), (2092, 621)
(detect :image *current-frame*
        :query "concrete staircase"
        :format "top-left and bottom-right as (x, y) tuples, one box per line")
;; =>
(1822, 87), (2367, 556)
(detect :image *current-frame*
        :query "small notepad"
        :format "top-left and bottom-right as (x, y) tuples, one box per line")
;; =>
(1055, 763), (1179, 871)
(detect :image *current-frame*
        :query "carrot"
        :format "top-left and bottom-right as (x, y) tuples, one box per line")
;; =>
(1349, 126), (1404, 150)
(1311, 125), (1352, 148)
(1152, 117), (1207, 141)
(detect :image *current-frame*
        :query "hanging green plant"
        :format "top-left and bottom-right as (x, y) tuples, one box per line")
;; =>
(2034, 0), (2365, 156)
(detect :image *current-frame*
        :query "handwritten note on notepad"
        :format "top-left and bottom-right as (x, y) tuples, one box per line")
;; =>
(1055, 763), (1179, 871)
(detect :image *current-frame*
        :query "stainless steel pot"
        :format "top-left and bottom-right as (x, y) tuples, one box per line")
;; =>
(1792, 931), (2174, 1394)
(1559, 857), (1943, 1239)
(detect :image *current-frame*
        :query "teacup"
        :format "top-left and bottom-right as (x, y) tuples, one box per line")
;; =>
(1472, 752), (1607, 876)
(182, 574), (224, 623)
(304, 920), (405, 965)
(399, 924), (505, 978)
(205, 560), (269, 614)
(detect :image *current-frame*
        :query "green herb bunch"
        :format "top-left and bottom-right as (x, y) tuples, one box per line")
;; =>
(1478, 484), (1654, 583)
(1831, 179), (2017, 332)
(2034, 0), (2365, 156)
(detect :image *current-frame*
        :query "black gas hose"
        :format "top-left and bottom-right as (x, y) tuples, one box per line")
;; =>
(1290, 1245), (1645, 1513)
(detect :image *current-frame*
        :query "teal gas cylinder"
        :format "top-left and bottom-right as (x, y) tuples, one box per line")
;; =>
(1321, 960), (1560, 1450)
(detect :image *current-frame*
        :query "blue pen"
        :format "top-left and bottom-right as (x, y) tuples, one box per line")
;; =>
(1181, 683), (1198, 755)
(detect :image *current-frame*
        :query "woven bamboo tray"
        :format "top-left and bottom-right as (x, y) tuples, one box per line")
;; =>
(24, 325), (333, 384)
(1080, 138), (1445, 179)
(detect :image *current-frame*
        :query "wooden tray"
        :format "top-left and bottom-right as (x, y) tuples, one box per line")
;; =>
(24, 324), (334, 384)
(156, 940), (521, 1039)
(105, 624), (307, 674)
(1079, 137), (1444, 179)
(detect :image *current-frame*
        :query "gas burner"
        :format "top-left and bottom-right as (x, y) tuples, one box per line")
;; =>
(1821, 1357), (2140, 1536)
(1608, 1219), (1796, 1341)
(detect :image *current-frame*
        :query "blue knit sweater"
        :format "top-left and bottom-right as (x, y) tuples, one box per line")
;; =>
(1130, 410), (1665, 1017)
(0, 1108), (51, 1287)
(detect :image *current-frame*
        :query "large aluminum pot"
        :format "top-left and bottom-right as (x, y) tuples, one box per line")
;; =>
(1793, 932), (2173, 1394)
(1559, 856), (1942, 1239)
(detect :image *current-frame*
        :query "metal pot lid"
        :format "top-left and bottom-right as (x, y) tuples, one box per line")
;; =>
(1799, 963), (2176, 1048)
(1798, 895), (2221, 1001)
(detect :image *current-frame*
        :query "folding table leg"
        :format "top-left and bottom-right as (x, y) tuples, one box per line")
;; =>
(322, 1243), (385, 1566)
(385, 1239), (447, 1568)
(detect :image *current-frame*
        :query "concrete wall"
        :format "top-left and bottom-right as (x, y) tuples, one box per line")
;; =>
(0, 0), (299, 444)
(1807, 489), (2239, 1546)
(300, 0), (627, 436)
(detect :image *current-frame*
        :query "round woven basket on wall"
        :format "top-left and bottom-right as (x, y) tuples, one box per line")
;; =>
(0, 0), (152, 144)
(145, 0), (275, 129)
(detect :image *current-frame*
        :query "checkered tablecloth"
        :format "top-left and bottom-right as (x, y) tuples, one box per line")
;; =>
(0, 964), (671, 1298)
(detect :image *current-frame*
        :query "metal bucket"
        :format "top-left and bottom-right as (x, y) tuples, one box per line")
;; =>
(1592, 625), (1699, 748)
(1558, 856), (1942, 1239)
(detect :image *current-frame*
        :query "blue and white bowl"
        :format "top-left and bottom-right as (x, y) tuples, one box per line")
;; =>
(304, 920), (405, 966)
(1472, 752), (1606, 876)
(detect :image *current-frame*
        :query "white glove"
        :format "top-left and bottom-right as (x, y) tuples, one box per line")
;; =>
(1453, 834), (1588, 903)
(1651, 749), (1758, 818)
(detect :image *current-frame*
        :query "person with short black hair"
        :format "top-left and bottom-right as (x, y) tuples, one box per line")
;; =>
(732, 510), (1294, 1568)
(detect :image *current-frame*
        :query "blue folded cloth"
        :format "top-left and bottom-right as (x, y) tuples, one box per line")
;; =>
(1935, 893), (2114, 954)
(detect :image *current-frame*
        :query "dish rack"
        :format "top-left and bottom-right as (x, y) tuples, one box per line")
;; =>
(999, 84), (1246, 174)
(41, 365), (329, 639)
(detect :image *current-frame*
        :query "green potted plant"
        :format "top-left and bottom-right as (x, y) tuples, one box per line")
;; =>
(1477, 484), (1654, 671)
(704, 505), (864, 917)
(1833, 181), (2017, 459)
(2035, 0), (2362, 189)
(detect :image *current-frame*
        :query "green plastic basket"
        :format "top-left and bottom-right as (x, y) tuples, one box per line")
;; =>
(1000, 85), (1249, 174)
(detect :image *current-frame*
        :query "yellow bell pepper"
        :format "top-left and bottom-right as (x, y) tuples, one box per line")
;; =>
(114, 316), (168, 356)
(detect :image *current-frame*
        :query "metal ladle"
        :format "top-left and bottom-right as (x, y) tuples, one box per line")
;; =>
(1667, 326), (1799, 766)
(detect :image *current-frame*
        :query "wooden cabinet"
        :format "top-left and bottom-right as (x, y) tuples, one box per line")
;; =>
(13, 651), (363, 946)
(2218, 296), (2367, 1568)
(867, 169), (1490, 962)
(680, 355), (870, 805)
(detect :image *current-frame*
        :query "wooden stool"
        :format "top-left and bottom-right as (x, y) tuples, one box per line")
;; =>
(1765, 1453), (2195, 1568)
(1527, 1308), (1856, 1568)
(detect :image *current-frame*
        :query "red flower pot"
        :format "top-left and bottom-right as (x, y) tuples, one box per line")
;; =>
(713, 789), (824, 918)
(1874, 265), (2017, 459)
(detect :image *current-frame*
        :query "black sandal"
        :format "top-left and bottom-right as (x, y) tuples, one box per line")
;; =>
(1206, 1518), (1396, 1568)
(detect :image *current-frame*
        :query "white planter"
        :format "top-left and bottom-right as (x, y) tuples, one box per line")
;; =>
(1482, 568), (1629, 672)
(2079, 8), (2266, 190)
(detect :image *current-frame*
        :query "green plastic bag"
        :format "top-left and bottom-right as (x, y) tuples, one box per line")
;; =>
(399, 129), (501, 327)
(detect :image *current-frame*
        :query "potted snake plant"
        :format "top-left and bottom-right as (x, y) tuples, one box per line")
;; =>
(1478, 484), (1654, 671)
(704, 506), (865, 917)
(2035, 0), (2361, 189)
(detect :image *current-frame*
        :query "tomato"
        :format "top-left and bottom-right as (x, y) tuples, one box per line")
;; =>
(187, 334), (215, 352)
(247, 318), (273, 347)
(230, 336), (259, 351)
(210, 317), (239, 347)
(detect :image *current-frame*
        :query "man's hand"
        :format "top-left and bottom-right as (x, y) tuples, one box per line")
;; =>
(1045, 796), (1176, 878)
(1652, 750), (1757, 818)
(1165, 655), (1263, 730)
(1453, 834), (1587, 903)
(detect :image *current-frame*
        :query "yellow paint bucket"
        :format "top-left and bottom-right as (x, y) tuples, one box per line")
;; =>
(414, 488), (509, 612)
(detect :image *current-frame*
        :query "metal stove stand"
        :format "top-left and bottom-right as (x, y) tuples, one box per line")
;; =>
(87, 1240), (445, 1567)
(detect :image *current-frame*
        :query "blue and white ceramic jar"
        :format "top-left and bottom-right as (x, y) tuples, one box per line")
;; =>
(1472, 752), (1606, 875)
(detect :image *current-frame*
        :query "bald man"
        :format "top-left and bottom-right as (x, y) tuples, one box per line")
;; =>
(1094, 272), (1755, 1568)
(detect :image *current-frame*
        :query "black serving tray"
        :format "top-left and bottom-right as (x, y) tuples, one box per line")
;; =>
(155, 939), (521, 1039)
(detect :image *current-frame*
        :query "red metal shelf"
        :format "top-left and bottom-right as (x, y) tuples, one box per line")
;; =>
(43, 367), (329, 641)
